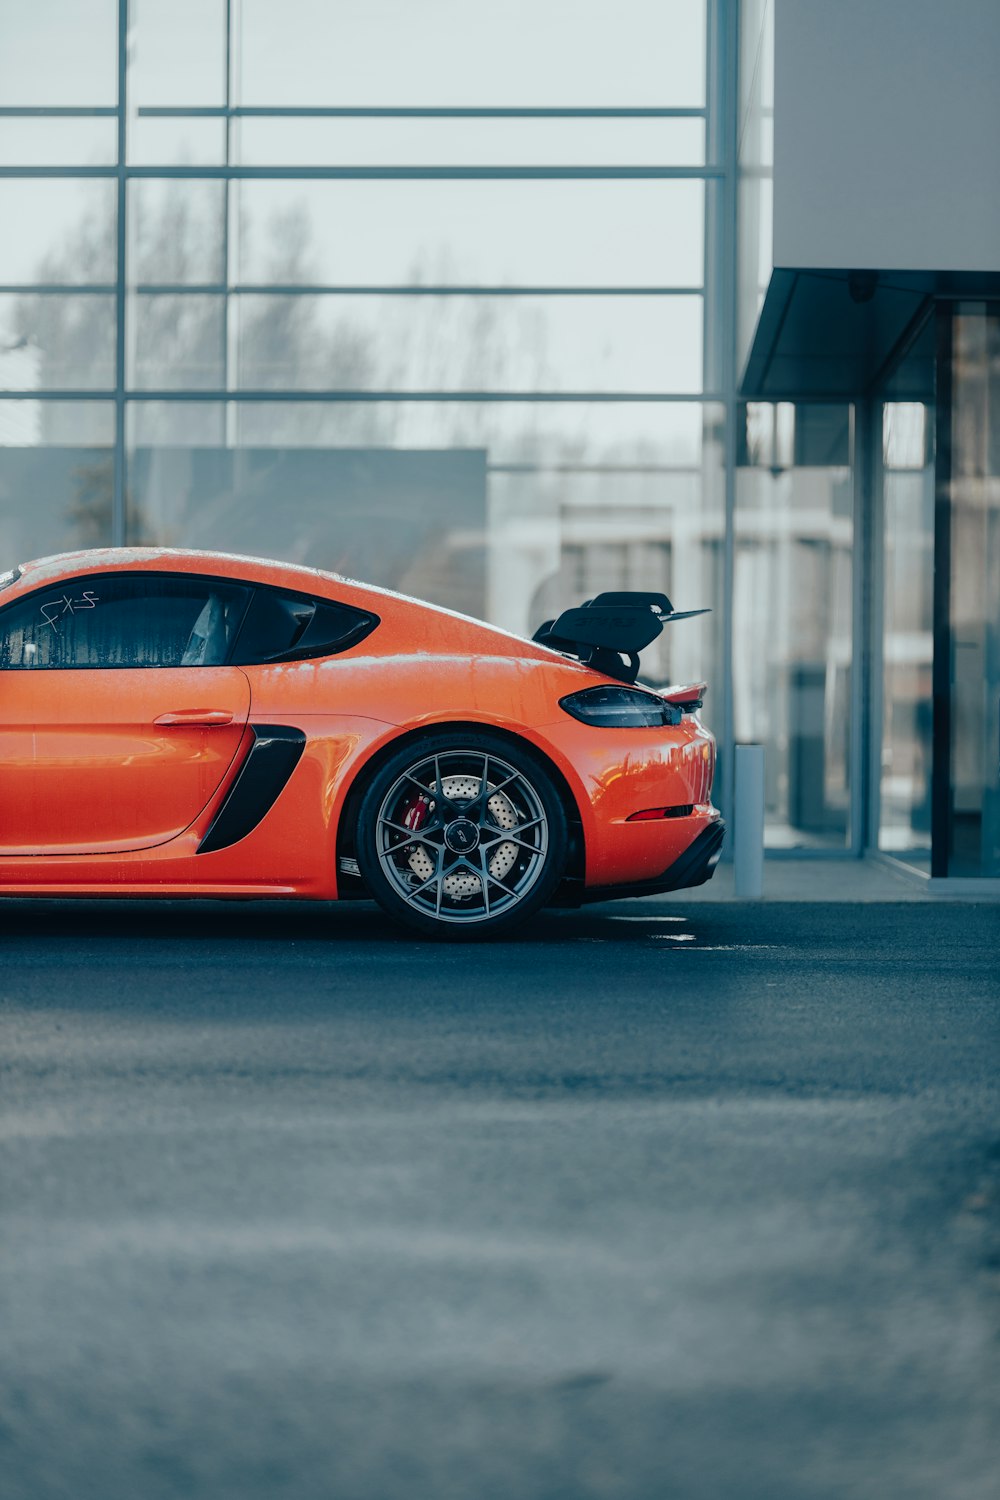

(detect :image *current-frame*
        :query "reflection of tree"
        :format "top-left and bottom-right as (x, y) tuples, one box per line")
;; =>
(66, 460), (113, 547)
(133, 180), (223, 285)
(14, 297), (101, 394)
(11, 183), (710, 633)
(17, 212), (115, 401)
(16, 181), (555, 438)
(66, 460), (151, 549)
(234, 208), (553, 448)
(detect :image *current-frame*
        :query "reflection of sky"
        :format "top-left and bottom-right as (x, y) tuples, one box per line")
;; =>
(0, 0), (118, 106)
(0, 181), (117, 283)
(128, 399), (713, 464)
(1, 0), (707, 296)
(230, 293), (703, 393)
(130, 0), (227, 107)
(126, 117), (708, 170)
(236, 0), (706, 108)
(234, 118), (706, 169)
(0, 119), (118, 167)
(1, 0), (706, 108)
(236, 180), (704, 288)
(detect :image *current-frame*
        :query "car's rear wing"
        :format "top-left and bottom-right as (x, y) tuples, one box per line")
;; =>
(532, 591), (709, 685)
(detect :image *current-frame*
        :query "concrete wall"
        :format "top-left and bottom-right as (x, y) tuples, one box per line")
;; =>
(773, 0), (1000, 272)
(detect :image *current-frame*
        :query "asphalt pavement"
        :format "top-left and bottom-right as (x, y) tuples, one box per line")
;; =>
(1, 895), (999, 1500)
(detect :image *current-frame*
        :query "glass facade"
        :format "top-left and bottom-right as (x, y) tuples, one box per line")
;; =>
(0, 0), (721, 689)
(735, 402), (853, 846)
(0, 0), (731, 814)
(876, 306), (1000, 880)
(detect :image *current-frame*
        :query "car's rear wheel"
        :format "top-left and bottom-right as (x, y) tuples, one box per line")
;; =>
(355, 731), (568, 939)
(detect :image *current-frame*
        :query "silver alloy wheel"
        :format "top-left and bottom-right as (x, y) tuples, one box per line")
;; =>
(373, 749), (550, 925)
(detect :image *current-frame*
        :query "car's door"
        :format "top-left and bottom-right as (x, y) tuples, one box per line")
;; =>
(0, 571), (252, 855)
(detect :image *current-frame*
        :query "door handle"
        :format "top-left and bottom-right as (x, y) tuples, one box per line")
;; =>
(154, 710), (234, 727)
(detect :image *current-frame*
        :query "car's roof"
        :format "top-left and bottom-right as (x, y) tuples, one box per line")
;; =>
(16, 546), (363, 593)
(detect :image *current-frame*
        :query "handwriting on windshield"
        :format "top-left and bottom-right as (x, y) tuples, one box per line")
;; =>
(40, 591), (99, 632)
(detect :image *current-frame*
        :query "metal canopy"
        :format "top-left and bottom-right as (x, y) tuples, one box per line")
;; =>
(740, 268), (1000, 398)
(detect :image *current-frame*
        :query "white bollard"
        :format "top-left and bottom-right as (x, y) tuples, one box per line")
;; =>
(734, 743), (765, 899)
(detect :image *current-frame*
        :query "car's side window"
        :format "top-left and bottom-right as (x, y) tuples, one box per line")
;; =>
(231, 586), (377, 664)
(0, 573), (249, 670)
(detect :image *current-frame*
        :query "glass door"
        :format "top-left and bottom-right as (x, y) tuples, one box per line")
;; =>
(879, 397), (935, 868)
(735, 401), (854, 849)
(877, 303), (1000, 879)
(877, 310), (936, 867)
(939, 304), (1000, 876)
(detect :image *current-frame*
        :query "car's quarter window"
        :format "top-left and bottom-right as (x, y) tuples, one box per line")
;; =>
(231, 585), (377, 664)
(0, 573), (250, 669)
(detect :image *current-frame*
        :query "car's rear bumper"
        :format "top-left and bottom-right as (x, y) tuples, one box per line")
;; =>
(580, 819), (725, 903)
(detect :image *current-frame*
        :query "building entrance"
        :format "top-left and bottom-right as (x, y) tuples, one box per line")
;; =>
(878, 304), (1000, 879)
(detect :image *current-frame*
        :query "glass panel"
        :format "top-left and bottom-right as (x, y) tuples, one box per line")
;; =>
(129, 294), (225, 389)
(0, 119), (118, 167)
(128, 117), (227, 167)
(231, 590), (375, 665)
(236, 181), (705, 289)
(0, 180), (116, 285)
(127, 401), (225, 447)
(232, 398), (706, 459)
(0, 0), (118, 107)
(735, 403), (854, 847)
(128, 425), (490, 618)
(238, 0), (706, 108)
(129, 0), (227, 107)
(0, 294), (115, 391)
(0, 401), (115, 447)
(0, 573), (249, 670)
(127, 398), (723, 685)
(489, 418), (724, 691)
(129, 180), (226, 285)
(235, 117), (706, 168)
(235, 294), (702, 393)
(0, 402), (114, 564)
(880, 400), (934, 867)
(946, 305), (1000, 876)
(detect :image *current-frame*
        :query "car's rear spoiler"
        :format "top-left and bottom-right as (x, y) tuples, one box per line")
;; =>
(532, 591), (709, 685)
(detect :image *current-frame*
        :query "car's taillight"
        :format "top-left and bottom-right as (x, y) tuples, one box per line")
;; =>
(559, 685), (681, 728)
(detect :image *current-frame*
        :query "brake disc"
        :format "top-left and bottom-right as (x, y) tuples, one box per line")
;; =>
(406, 775), (519, 897)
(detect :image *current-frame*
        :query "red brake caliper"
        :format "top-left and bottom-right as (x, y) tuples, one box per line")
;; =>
(401, 792), (432, 832)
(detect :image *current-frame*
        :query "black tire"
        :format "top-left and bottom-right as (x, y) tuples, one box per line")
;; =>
(355, 730), (569, 939)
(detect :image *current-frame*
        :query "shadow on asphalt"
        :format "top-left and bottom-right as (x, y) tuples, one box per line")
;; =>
(0, 894), (982, 952)
(0, 897), (719, 947)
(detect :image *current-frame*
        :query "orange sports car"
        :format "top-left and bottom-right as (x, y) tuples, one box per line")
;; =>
(0, 549), (723, 938)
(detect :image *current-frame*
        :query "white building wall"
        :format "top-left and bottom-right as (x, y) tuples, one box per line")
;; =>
(773, 0), (1000, 272)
